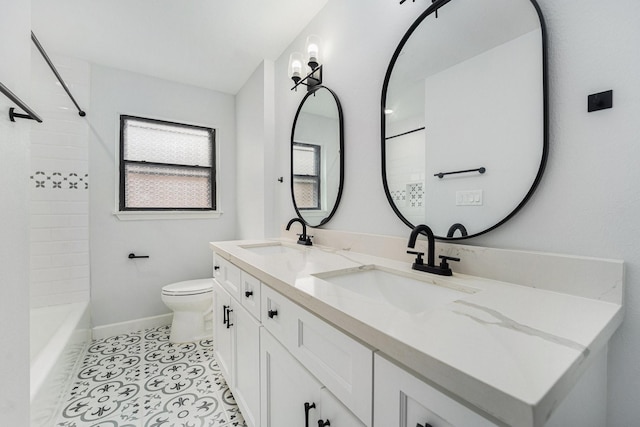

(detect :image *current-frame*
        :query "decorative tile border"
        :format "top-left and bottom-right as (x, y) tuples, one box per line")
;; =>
(390, 189), (406, 204)
(408, 182), (424, 208)
(30, 171), (89, 190)
(390, 183), (424, 208)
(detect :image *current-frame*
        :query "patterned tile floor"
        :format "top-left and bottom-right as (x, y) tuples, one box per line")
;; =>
(54, 325), (246, 427)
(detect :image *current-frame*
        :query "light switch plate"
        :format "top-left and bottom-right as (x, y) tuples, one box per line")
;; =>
(456, 190), (483, 206)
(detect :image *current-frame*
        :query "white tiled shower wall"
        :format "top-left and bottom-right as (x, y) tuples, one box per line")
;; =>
(29, 50), (90, 307)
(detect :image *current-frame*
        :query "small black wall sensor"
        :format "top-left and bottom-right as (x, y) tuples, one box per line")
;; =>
(588, 90), (613, 112)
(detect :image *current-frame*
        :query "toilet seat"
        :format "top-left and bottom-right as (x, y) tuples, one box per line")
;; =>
(162, 279), (214, 297)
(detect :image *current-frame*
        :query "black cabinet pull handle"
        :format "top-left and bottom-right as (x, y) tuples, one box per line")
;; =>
(417, 423), (433, 427)
(318, 420), (330, 427)
(304, 402), (316, 427)
(222, 305), (229, 326)
(245, 290), (254, 298)
(226, 307), (233, 328)
(268, 309), (278, 319)
(214, 265), (220, 271)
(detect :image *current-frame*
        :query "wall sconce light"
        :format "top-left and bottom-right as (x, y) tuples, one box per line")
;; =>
(289, 35), (323, 91)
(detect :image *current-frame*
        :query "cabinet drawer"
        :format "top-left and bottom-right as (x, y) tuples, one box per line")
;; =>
(213, 254), (242, 300)
(260, 284), (373, 426)
(374, 354), (497, 427)
(240, 271), (261, 320)
(261, 284), (296, 348)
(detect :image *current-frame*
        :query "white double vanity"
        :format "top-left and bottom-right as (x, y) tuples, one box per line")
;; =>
(210, 230), (623, 427)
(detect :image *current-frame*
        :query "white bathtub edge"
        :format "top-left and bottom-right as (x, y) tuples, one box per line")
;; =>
(92, 313), (173, 340)
(30, 301), (91, 402)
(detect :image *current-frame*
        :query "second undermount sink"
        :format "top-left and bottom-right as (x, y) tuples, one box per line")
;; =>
(240, 243), (304, 256)
(313, 266), (475, 314)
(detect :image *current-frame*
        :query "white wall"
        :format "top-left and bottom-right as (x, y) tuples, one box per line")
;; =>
(0, 1), (31, 424)
(236, 60), (276, 239)
(268, 0), (640, 425)
(89, 65), (237, 327)
(29, 52), (90, 307)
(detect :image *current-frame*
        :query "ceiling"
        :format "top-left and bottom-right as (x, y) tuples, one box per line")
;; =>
(31, 0), (329, 94)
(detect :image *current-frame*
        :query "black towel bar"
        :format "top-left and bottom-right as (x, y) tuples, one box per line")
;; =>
(31, 31), (86, 117)
(434, 167), (486, 179)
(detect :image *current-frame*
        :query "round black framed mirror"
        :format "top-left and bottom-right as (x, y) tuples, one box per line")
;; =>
(381, 0), (548, 240)
(291, 86), (344, 227)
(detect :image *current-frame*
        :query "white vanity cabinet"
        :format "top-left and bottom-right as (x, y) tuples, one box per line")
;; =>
(212, 258), (261, 427)
(260, 327), (365, 427)
(374, 354), (497, 427)
(211, 238), (622, 427)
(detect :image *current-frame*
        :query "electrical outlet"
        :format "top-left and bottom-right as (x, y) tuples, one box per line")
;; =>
(456, 190), (483, 206)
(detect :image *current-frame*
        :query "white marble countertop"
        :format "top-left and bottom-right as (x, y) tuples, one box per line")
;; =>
(210, 238), (623, 427)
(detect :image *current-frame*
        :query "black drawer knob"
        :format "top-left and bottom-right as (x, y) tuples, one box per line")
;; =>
(268, 309), (278, 319)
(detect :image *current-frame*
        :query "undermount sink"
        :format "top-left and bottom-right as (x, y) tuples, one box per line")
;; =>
(313, 266), (474, 314)
(240, 243), (304, 256)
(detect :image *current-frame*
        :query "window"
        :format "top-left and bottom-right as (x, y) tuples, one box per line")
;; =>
(119, 115), (216, 211)
(292, 142), (321, 210)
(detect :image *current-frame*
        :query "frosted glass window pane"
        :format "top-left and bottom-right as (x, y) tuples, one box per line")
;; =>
(293, 177), (319, 209)
(123, 118), (212, 167)
(293, 145), (318, 175)
(125, 164), (212, 208)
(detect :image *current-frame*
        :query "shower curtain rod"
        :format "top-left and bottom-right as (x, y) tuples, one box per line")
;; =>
(0, 81), (43, 123)
(31, 31), (86, 117)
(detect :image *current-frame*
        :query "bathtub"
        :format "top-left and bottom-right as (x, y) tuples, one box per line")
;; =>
(30, 301), (91, 426)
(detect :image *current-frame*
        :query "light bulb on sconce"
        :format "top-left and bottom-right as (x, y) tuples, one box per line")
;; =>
(288, 52), (304, 84)
(289, 35), (323, 92)
(305, 35), (322, 70)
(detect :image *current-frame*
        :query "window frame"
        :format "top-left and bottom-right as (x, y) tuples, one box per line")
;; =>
(118, 114), (217, 212)
(292, 141), (322, 211)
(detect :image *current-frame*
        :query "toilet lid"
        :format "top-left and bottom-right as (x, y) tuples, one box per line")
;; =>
(162, 279), (214, 296)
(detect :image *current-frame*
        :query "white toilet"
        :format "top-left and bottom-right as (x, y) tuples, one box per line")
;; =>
(161, 279), (214, 343)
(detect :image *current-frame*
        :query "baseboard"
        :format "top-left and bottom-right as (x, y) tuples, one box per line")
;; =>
(92, 313), (173, 340)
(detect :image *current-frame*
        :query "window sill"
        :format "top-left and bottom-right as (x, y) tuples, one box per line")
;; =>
(113, 210), (223, 221)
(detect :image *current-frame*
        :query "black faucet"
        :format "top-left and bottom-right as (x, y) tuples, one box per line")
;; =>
(446, 223), (468, 238)
(286, 218), (313, 246)
(407, 224), (459, 276)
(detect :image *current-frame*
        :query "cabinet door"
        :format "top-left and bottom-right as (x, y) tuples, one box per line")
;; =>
(260, 328), (323, 427)
(232, 299), (261, 427)
(319, 387), (367, 427)
(212, 278), (233, 381)
(290, 301), (373, 425)
(374, 354), (497, 427)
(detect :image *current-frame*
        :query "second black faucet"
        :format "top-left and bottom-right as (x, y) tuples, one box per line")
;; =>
(407, 224), (459, 276)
